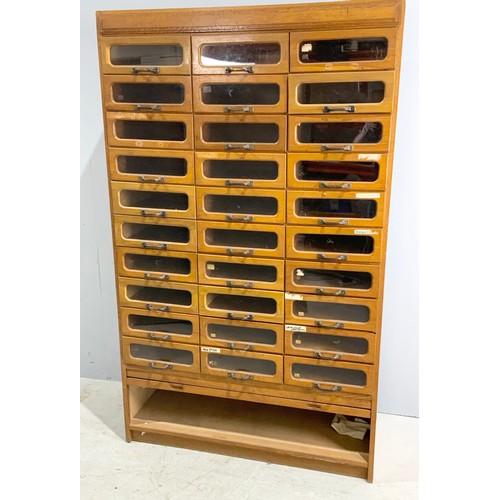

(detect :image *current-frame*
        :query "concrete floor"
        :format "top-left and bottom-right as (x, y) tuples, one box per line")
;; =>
(80, 378), (418, 499)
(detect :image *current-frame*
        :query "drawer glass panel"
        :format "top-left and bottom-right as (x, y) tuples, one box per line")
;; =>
(115, 120), (186, 141)
(201, 83), (280, 105)
(206, 228), (278, 249)
(202, 123), (279, 143)
(293, 300), (369, 322)
(291, 363), (366, 386)
(130, 343), (194, 365)
(299, 38), (388, 64)
(203, 159), (278, 181)
(207, 323), (277, 345)
(207, 293), (277, 315)
(120, 190), (188, 211)
(293, 268), (372, 289)
(298, 81), (385, 105)
(122, 223), (189, 243)
(201, 43), (281, 66)
(117, 155), (187, 177)
(124, 253), (191, 275)
(206, 261), (277, 283)
(128, 314), (193, 336)
(126, 285), (192, 306)
(297, 122), (382, 144)
(296, 160), (379, 182)
(294, 233), (374, 254)
(204, 194), (278, 216)
(112, 83), (185, 104)
(295, 197), (376, 219)
(110, 44), (183, 66)
(207, 353), (276, 375)
(292, 332), (369, 355)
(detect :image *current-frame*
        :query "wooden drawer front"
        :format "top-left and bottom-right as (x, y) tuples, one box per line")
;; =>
(288, 114), (391, 153)
(193, 75), (287, 114)
(114, 215), (196, 252)
(286, 226), (382, 264)
(200, 316), (283, 354)
(197, 187), (285, 224)
(289, 71), (394, 115)
(198, 221), (285, 259)
(123, 337), (199, 374)
(284, 327), (375, 364)
(118, 277), (198, 314)
(195, 152), (286, 189)
(192, 33), (289, 75)
(194, 114), (287, 152)
(106, 112), (193, 150)
(285, 294), (377, 332)
(284, 356), (374, 396)
(201, 348), (283, 384)
(115, 247), (197, 283)
(287, 152), (388, 192)
(120, 307), (199, 344)
(199, 285), (284, 324)
(102, 75), (192, 113)
(286, 190), (384, 228)
(198, 254), (284, 291)
(108, 148), (194, 185)
(290, 28), (397, 73)
(100, 35), (191, 75)
(110, 182), (196, 219)
(285, 261), (379, 299)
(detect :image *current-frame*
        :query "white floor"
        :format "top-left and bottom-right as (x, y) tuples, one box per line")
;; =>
(81, 378), (418, 499)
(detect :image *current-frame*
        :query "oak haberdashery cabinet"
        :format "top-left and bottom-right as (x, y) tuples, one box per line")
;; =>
(96, 0), (405, 481)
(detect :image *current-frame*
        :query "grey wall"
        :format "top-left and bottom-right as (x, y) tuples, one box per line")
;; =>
(81, 0), (419, 416)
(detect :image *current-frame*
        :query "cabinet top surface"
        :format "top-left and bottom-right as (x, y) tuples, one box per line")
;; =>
(96, 0), (405, 36)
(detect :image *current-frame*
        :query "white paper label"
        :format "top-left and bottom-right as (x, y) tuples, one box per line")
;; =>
(301, 43), (312, 52)
(285, 292), (303, 300)
(295, 269), (304, 277)
(354, 229), (378, 235)
(201, 347), (220, 353)
(358, 154), (381, 160)
(355, 192), (380, 199)
(285, 324), (307, 332)
(206, 264), (215, 270)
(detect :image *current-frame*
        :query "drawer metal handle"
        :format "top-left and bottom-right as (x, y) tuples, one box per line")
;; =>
(146, 304), (170, 312)
(147, 332), (172, 341)
(228, 372), (254, 380)
(138, 175), (165, 183)
(226, 280), (254, 289)
(225, 180), (254, 187)
(141, 209), (167, 218)
(317, 254), (348, 262)
(144, 273), (170, 281)
(132, 67), (159, 74)
(320, 145), (353, 152)
(313, 351), (342, 361)
(316, 288), (346, 296)
(227, 313), (253, 321)
(225, 144), (255, 151)
(318, 218), (349, 226)
(226, 248), (253, 256)
(227, 342), (254, 351)
(134, 104), (162, 111)
(142, 242), (168, 250)
(313, 383), (342, 392)
(323, 105), (356, 113)
(225, 66), (254, 74)
(319, 182), (351, 190)
(226, 215), (254, 222)
(315, 321), (345, 329)
(224, 106), (254, 113)
(148, 361), (173, 370)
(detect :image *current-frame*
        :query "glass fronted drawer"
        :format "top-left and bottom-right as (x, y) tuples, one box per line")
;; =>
(197, 187), (285, 224)
(286, 226), (381, 264)
(288, 114), (391, 153)
(201, 348), (283, 384)
(287, 190), (384, 228)
(101, 75), (192, 113)
(110, 182), (195, 219)
(198, 254), (284, 291)
(106, 112), (193, 150)
(114, 215), (196, 252)
(290, 28), (396, 72)
(198, 221), (285, 259)
(100, 35), (190, 75)
(195, 152), (286, 189)
(284, 294), (377, 332)
(284, 356), (374, 396)
(199, 285), (284, 324)
(287, 153), (387, 191)
(193, 75), (287, 114)
(123, 338), (199, 374)
(108, 148), (194, 185)
(192, 33), (289, 74)
(284, 327), (375, 364)
(118, 277), (198, 314)
(285, 261), (379, 299)
(115, 247), (197, 283)
(194, 114), (286, 152)
(289, 71), (394, 114)
(200, 316), (283, 354)
(120, 307), (199, 344)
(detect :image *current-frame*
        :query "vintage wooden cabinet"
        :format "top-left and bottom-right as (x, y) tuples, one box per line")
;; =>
(97, 0), (405, 481)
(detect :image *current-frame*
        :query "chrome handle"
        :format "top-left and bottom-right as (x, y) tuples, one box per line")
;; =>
(228, 372), (254, 380)
(149, 361), (173, 370)
(145, 304), (170, 312)
(141, 210), (167, 217)
(138, 175), (165, 183)
(225, 66), (254, 74)
(227, 342), (254, 351)
(134, 104), (161, 111)
(226, 248), (253, 256)
(313, 383), (342, 392)
(227, 313), (253, 321)
(318, 218), (349, 226)
(132, 67), (159, 74)
(323, 105), (356, 113)
(226, 215), (253, 222)
(224, 106), (254, 113)
(226, 280), (254, 289)
(316, 288), (346, 296)
(315, 321), (345, 329)
(313, 351), (342, 361)
(147, 332), (172, 341)
(225, 180), (254, 187)
(319, 182), (351, 190)
(320, 145), (353, 152)
(317, 254), (348, 262)
(142, 242), (168, 250)
(144, 273), (170, 281)
(225, 144), (255, 151)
